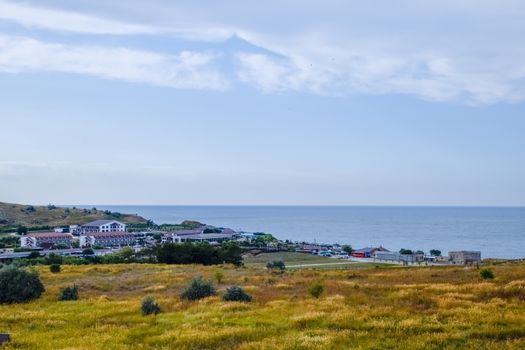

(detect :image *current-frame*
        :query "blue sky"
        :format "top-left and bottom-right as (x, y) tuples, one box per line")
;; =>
(0, 0), (524, 205)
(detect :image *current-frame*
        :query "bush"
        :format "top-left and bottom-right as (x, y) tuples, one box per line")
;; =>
(308, 282), (324, 298)
(82, 248), (95, 255)
(0, 266), (45, 304)
(223, 286), (252, 302)
(58, 285), (78, 301)
(266, 260), (286, 271)
(480, 268), (495, 280)
(49, 264), (61, 273)
(141, 296), (161, 315)
(180, 277), (216, 301)
(47, 253), (63, 265)
(214, 270), (224, 284)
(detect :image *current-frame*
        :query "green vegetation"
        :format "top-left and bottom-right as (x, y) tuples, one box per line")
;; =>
(0, 201), (147, 232)
(214, 270), (224, 284)
(308, 282), (324, 298)
(180, 277), (216, 301)
(430, 249), (442, 256)
(223, 286), (252, 302)
(58, 285), (78, 301)
(141, 296), (161, 316)
(144, 242), (242, 266)
(480, 268), (495, 280)
(0, 266), (45, 304)
(342, 244), (353, 254)
(49, 264), (61, 273)
(266, 260), (286, 271)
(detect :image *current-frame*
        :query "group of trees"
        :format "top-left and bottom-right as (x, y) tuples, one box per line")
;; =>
(399, 248), (442, 256)
(142, 241), (243, 266)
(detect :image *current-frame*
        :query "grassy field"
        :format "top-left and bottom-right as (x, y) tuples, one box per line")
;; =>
(0, 257), (524, 349)
(0, 201), (146, 230)
(244, 252), (391, 269)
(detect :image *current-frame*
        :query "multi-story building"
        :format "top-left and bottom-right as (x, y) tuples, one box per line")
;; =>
(79, 232), (135, 247)
(79, 220), (127, 235)
(448, 251), (482, 265)
(20, 232), (72, 249)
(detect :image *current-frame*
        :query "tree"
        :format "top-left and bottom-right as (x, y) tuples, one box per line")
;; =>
(399, 248), (413, 255)
(46, 253), (63, 265)
(220, 241), (243, 266)
(342, 245), (353, 255)
(16, 226), (28, 235)
(141, 296), (161, 315)
(223, 286), (252, 302)
(27, 251), (41, 259)
(0, 266), (45, 304)
(118, 247), (135, 261)
(430, 249), (442, 257)
(308, 282), (324, 298)
(180, 277), (216, 301)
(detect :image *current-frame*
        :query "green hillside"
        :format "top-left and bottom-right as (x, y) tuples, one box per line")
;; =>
(0, 201), (147, 232)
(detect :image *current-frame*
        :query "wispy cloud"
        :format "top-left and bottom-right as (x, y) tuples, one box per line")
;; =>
(1, 0), (524, 104)
(0, 0), (233, 40)
(0, 34), (228, 90)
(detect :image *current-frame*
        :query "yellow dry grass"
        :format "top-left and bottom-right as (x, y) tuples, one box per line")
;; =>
(0, 260), (524, 349)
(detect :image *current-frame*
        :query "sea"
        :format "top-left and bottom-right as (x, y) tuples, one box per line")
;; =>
(80, 206), (525, 259)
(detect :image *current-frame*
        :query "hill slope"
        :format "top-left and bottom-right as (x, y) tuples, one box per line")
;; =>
(0, 201), (147, 230)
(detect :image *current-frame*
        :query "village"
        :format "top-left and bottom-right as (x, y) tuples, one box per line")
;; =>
(0, 219), (482, 266)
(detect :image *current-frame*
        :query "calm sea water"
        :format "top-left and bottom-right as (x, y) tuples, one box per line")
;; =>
(83, 206), (525, 259)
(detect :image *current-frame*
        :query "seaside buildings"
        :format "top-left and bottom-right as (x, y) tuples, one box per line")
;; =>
(448, 251), (482, 265)
(79, 232), (135, 248)
(20, 232), (72, 249)
(351, 246), (389, 258)
(78, 220), (127, 235)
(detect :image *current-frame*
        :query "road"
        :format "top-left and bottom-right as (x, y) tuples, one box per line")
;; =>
(286, 261), (361, 268)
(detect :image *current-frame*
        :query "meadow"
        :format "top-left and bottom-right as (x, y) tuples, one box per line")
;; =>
(0, 254), (524, 349)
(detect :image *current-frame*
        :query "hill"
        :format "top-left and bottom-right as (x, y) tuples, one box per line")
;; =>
(0, 201), (147, 231)
(0, 257), (523, 349)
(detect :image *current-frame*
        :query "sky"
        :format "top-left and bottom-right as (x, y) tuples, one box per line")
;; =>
(0, 0), (524, 206)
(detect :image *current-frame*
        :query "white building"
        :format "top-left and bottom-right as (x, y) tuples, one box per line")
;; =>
(20, 232), (72, 248)
(79, 220), (127, 235)
(79, 232), (135, 247)
(448, 251), (482, 265)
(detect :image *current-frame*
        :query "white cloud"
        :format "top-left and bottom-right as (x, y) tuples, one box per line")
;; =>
(0, 0), (233, 40)
(1, 0), (525, 104)
(0, 34), (228, 90)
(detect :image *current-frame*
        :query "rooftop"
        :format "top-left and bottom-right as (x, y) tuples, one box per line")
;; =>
(27, 232), (72, 238)
(82, 220), (123, 227)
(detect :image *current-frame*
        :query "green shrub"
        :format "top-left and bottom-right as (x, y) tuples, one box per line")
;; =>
(223, 286), (252, 302)
(214, 270), (224, 284)
(180, 277), (216, 301)
(46, 253), (63, 265)
(0, 266), (45, 304)
(49, 264), (61, 273)
(141, 296), (161, 315)
(82, 248), (94, 255)
(266, 260), (285, 271)
(480, 268), (495, 280)
(308, 282), (324, 298)
(58, 285), (78, 301)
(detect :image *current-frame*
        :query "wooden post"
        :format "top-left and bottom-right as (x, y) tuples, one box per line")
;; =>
(0, 333), (10, 346)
